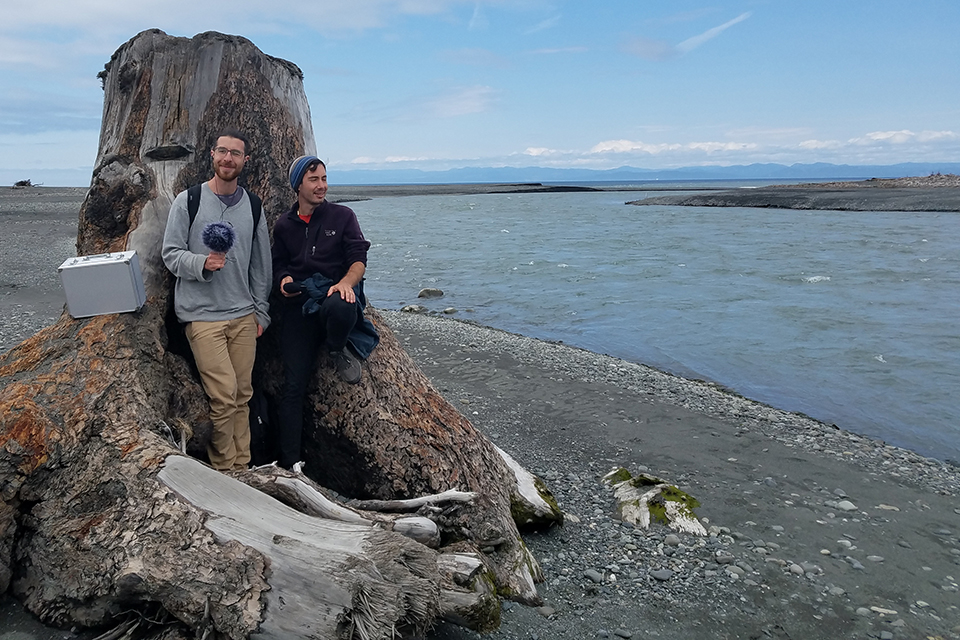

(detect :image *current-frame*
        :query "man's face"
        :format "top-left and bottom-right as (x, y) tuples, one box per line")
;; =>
(211, 136), (248, 182)
(298, 164), (328, 207)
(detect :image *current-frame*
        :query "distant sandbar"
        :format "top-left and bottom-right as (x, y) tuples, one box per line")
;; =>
(627, 174), (960, 212)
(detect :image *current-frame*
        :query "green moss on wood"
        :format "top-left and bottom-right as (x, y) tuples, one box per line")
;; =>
(602, 467), (632, 485)
(472, 571), (502, 633)
(647, 486), (700, 525)
(510, 478), (563, 526)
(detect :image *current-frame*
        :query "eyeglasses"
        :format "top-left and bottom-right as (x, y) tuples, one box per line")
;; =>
(213, 147), (246, 158)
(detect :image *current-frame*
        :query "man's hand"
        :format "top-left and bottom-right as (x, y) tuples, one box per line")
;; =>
(280, 276), (301, 297)
(327, 281), (356, 304)
(204, 252), (226, 271)
(257, 323), (264, 338)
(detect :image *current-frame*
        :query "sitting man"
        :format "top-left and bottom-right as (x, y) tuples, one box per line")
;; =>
(271, 155), (378, 469)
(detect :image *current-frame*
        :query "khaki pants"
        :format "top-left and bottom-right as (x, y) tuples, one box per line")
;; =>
(185, 314), (257, 470)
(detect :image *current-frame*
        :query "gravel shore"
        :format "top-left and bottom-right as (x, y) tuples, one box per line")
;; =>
(381, 311), (960, 640)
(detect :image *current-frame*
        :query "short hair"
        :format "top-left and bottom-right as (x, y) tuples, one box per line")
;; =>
(211, 128), (251, 155)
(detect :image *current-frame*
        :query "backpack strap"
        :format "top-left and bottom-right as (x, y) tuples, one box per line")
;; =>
(187, 184), (202, 228)
(186, 184), (263, 245)
(247, 190), (262, 233)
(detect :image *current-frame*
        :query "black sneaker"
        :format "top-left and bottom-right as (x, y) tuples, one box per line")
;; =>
(333, 349), (362, 384)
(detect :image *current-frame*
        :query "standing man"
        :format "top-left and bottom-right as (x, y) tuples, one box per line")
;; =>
(162, 128), (272, 471)
(272, 155), (378, 469)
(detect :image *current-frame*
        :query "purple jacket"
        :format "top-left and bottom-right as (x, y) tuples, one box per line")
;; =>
(272, 199), (370, 288)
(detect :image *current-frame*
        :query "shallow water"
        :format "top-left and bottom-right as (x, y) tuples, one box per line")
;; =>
(352, 189), (960, 462)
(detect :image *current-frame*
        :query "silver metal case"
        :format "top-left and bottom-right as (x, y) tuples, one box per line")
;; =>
(58, 251), (147, 318)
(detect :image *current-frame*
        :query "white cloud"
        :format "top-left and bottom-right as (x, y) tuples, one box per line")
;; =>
(426, 85), (498, 117)
(590, 140), (681, 154)
(620, 37), (676, 61)
(858, 130), (916, 144)
(624, 11), (751, 61)
(849, 130), (959, 146)
(590, 139), (757, 155)
(676, 12), (751, 53)
(0, 36), (57, 68)
(524, 15), (560, 34)
(384, 155), (430, 162)
(468, 3), (489, 31)
(916, 130), (959, 142)
(799, 139), (843, 150)
(687, 141), (757, 152)
(349, 154), (431, 164)
(528, 46), (588, 55)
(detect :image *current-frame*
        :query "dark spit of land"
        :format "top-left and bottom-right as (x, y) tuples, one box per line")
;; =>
(628, 174), (960, 211)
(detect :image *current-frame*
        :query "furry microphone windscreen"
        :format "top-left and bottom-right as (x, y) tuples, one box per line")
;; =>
(202, 221), (236, 253)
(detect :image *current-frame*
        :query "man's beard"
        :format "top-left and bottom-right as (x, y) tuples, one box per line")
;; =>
(214, 163), (241, 182)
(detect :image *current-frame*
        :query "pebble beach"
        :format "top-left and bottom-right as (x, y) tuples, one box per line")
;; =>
(383, 310), (960, 640)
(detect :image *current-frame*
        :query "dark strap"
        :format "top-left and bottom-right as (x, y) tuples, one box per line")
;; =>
(187, 184), (201, 226)
(186, 184), (262, 242)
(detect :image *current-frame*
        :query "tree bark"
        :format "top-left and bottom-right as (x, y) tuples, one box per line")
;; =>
(0, 29), (560, 638)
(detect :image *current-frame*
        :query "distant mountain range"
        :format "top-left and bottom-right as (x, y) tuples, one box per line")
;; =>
(6, 161), (960, 188)
(332, 162), (960, 185)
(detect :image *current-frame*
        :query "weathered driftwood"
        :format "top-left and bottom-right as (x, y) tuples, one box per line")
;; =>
(0, 28), (559, 638)
(236, 466), (443, 548)
(159, 455), (496, 638)
(348, 488), (477, 512)
(602, 468), (706, 536)
(494, 445), (564, 528)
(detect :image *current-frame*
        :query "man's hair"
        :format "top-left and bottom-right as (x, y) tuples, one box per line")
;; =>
(306, 158), (326, 173)
(211, 128), (251, 155)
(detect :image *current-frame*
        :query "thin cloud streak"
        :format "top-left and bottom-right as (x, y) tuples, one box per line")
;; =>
(623, 11), (752, 61)
(468, 2), (489, 31)
(524, 15), (560, 34)
(676, 12), (751, 53)
(528, 46), (587, 55)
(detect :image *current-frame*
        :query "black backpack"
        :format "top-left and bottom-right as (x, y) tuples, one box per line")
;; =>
(186, 184), (263, 241)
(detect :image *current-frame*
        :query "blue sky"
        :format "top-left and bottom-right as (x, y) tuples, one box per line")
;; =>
(1, 1), (958, 185)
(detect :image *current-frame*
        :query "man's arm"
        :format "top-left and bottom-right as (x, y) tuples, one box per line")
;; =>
(249, 212), (273, 334)
(327, 262), (365, 304)
(161, 193), (215, 282)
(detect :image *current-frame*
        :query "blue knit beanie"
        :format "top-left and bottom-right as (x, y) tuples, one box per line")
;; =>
(289, 155), (321, 191)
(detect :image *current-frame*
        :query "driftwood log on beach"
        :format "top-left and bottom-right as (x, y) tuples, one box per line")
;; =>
(0, 29), (560, 639)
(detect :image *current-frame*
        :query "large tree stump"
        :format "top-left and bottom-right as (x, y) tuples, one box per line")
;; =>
(0, 29), (560, 638)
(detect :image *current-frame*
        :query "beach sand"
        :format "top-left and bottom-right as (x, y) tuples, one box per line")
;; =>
(1, 185), (959, 639)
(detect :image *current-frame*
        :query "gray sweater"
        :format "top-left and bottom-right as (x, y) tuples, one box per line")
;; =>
(162, 183), (271, 329)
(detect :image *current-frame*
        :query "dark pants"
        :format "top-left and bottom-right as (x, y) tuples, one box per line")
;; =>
(276, 294), (358, 468)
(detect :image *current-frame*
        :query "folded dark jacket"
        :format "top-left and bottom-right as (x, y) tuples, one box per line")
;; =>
(301, 273), (380, 360)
